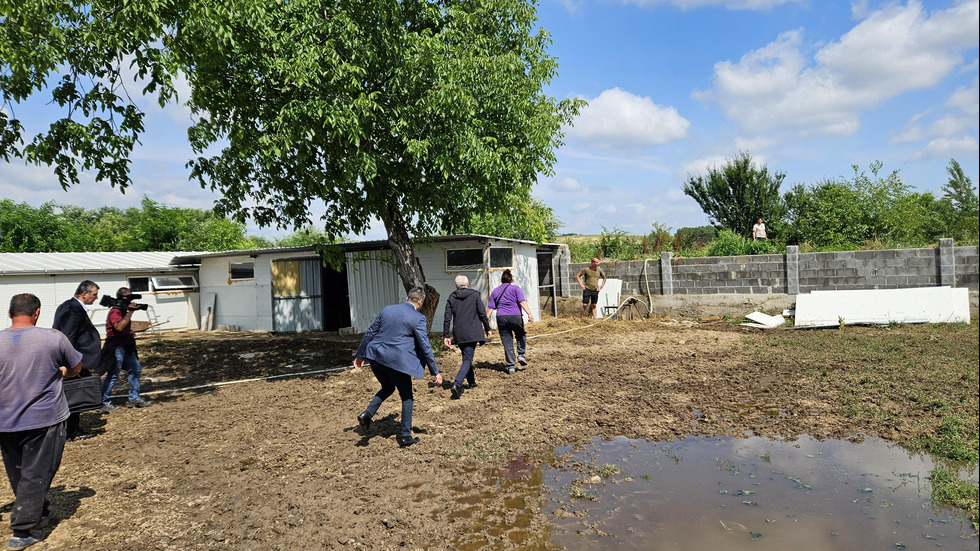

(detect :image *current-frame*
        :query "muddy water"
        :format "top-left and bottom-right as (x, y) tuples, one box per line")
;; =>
(541, 435), (977, 550)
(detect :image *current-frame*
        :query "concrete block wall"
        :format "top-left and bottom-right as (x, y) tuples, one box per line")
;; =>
(671, 254), (786, 294)
(561, 242), (979, 299)
(956, 246), (979, 290)
(573, 258), (663, 298)
(797, 248), (940, 292)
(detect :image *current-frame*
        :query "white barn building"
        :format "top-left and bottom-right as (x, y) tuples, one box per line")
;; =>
(172, 235), (568, 334)
(0, 251), (201, 332)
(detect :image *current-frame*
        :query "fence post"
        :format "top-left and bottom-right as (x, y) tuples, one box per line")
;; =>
(786, 245), (800, 295)
(660, 252), (673, 296)
(938, 238), (954, 287)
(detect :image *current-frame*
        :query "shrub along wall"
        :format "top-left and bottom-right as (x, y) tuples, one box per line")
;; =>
(561, 239), (979, 298)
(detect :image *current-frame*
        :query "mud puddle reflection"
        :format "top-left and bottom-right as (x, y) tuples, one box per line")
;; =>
(543, 434), (977, 550)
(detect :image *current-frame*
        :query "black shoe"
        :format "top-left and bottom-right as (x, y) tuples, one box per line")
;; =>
(450, 385), (464, 400)
(357, 412), (371, 432)
(68, 431), (95, 441)
(463, 382), (478, 389)
(397, 435), (420, 448)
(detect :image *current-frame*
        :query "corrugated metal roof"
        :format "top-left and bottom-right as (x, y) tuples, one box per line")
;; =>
(169, 235), (566, 264)
(0, 252), (200, 275)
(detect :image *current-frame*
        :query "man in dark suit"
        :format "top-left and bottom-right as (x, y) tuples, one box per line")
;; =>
(51, 280), (102, 441)
(354, 287), (442, 448)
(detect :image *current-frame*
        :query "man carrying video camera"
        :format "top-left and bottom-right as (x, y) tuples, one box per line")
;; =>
(100, 287), (149, 409)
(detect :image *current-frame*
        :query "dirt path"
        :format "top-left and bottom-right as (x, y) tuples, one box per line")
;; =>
(1, 318), (970, 550)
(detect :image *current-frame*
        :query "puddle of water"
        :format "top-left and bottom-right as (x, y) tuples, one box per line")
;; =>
(543, 434), (978, 551)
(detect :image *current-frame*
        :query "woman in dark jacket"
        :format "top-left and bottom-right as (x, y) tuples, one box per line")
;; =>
(443, 275), (492, 399)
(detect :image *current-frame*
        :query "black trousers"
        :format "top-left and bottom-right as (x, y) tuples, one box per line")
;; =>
(365, 363), (415, 438)
(0, 421), (67, 536)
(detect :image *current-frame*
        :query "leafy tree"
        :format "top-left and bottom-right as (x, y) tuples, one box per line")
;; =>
(646, 222), (672, 254)
(453, 197), (562, 243)
(784, 181), (868, 248)
(127, 197), (192, 251)
(275, 226), (337, 248)
(941, 159), (979, 243)
(0, 200), (76, 252)
(846, 161), (914, 243)
(674, 226), (716, 251)
(177, 215), (251, 251)
(2, 0), (580, 324)
(942, 159), (979, 216)
(683, 151), (787, 238)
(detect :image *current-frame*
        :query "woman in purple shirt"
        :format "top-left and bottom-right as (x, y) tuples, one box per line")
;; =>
(486, 269), (534, 374)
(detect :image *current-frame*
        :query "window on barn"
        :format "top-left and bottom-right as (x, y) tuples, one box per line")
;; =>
(230, 262), (255, 281)
(128, 277), (151, 293)
(446, 249), (483, 271)
(489, 247), (514, 268)
(151, 275), (199, 290)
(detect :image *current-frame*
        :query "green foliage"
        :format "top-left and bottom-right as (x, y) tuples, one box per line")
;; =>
(942, 159), (979, 217)
(0, 198), (261, 252)
(931, 466), (979, 525)
(784, 161), (959, 249)
(683, 151), (787, 237)
(942, 159), (980, 244)
(2, 0), (581, 295)
(921, 416), (980, 463)
(785, 180), (868, 248)
(675, 225), (717, 250)
(705, 229), (779, 256)
(452, 196), (562, 243)
(596, 227), (643, 260)
(0, 200), (76, 252)
(0, 1), (176, 189)
(275, 226), (336, 248)
(645, 222), (673, 255)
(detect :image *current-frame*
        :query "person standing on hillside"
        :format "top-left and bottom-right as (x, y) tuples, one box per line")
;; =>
(576, 257), (606, 319)
(51, 280), (102, 440)
(443, 275), (492, 399)
(354, 287), (442, 448)
(486, 269), (534, 374)
(1, 293), (83, 550)
(752, 217), (768, 241)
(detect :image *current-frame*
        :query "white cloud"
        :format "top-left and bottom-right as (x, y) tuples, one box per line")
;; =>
(567, 88), (690, 149)
(618, 0), (801, 9)
(892, 75), (979, 144)
(946, 75), (980, 117)
(597, 204), (618, 215)
(682, 154), (729, 175)
(712, 0), (980, 135)
(912, 135), (979, 160)
(627, 202), (649, 215)
(553, 177), (584, 192)
(571, 202), (591, 212)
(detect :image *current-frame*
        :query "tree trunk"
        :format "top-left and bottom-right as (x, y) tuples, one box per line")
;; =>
(380, 203), (440, 332)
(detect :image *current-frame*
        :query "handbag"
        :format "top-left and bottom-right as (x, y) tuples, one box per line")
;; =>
(63, 373), (103, 413)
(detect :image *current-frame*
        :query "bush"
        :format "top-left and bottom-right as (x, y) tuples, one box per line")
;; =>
(645, 222), (673, 255)
(596, 227), (642, 260)
(705, 229), (780, 256)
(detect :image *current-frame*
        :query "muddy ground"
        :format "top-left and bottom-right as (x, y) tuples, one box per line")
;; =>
(1, 316), (974, 550)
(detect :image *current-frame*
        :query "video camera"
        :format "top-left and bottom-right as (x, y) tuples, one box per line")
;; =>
(99, 294), (149, 311)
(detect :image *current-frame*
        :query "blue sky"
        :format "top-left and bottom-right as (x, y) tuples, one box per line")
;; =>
(1, 0), (978, 240)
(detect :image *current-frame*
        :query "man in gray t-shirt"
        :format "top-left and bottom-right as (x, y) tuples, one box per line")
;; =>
(0, 293), (82, 549)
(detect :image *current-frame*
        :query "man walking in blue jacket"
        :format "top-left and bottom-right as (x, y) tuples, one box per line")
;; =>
(354, 287), (442, 447)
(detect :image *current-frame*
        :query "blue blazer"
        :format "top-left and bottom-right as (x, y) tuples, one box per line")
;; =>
(356, 302), (438, 379)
